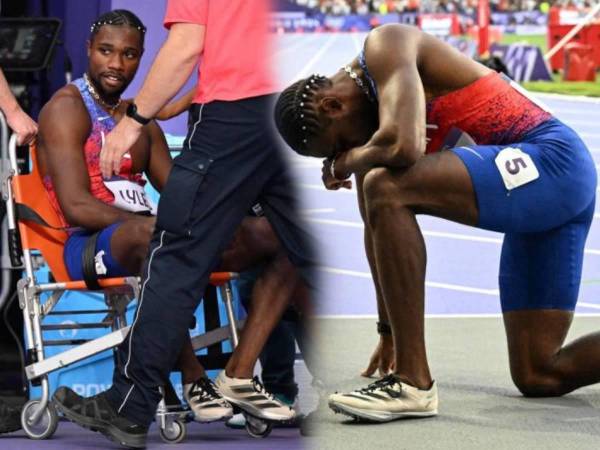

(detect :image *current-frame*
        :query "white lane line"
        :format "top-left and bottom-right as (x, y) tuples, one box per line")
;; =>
(554, 109), (594, 116)
(275, 34), (318, 57)
(302, 208), (336, 214)
(317, 312), (600, 319)
(564, 119), (600, 127)
(578, 302), (600, 310)
(292, 160), (323, 169)
(319, 266), (500, 295)
(299, 183), (356, 194)
(308, 218), (504, 243)
(557, 108), (600, 115)
(292, 33), (340, 82)
(535, 93), (600, 103)
(579, 132), (600, 139)
(307, 218), (600, 255)
(310, 218), (362, 228)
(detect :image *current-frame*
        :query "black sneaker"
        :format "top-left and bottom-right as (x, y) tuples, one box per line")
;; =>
(0, 399), (21, 434)
(53, 386), (147, 448)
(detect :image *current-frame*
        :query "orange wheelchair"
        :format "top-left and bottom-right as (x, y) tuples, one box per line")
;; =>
(1, 134), (241, 443)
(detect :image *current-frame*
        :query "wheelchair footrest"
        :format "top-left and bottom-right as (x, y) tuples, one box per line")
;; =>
(25, 326), (130, 380)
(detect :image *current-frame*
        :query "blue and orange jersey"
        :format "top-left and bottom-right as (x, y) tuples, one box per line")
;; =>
(357, 50), (552, 153)
(425, 72), (552, 153)
(43, 78), (144, 228)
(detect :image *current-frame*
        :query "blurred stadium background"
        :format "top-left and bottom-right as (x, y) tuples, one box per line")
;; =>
(273, 0), (600, 96)
(0, 1), (599, 448)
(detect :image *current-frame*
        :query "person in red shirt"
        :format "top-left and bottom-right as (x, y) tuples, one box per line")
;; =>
(52, 1), (315, 447)
(275, 24), (597, 422)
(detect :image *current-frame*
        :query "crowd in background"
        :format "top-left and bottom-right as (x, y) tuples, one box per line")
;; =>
(289, 0), (591, 14)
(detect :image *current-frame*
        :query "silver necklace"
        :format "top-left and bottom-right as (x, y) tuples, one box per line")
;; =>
(83, 73), (122, 115)
(341, 65), (375, 102)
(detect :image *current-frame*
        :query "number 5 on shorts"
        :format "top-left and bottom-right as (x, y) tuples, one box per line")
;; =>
(495, 147), (540, 191)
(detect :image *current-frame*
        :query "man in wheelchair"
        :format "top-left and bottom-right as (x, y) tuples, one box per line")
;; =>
(35, 9), (303, 436)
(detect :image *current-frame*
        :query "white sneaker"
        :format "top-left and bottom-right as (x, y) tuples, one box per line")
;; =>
(184, 377), (233, 422)
(215, 371), (296, 422)
(226, 395), (301, 428)
(328, 374), (438, 422)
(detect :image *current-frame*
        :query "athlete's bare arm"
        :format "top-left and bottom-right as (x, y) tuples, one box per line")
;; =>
(333, 25), (426, 175)
(38, 88), (145, 231)
(334, 24), (491, 176)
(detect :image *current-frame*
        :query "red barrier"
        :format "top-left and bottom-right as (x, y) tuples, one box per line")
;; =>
(547, 6), (600, 71)
(563, 42), (596, 81)
(478, 0), (490, 56)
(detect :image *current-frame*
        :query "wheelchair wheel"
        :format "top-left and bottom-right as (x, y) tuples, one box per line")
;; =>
(244, 413), (272, 438)
(21, 400), (59, 440)
(159, 418), (186, 444)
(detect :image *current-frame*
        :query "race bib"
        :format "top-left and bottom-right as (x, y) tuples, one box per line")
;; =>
(495, 147), (539, 191)
(104, 179), (156, 214)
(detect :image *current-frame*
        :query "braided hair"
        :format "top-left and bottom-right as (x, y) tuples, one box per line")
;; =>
(274, 74), (331, 156)
(90, 10), (147, 43)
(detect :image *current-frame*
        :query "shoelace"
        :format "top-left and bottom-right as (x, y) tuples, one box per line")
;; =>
(251, 376), (277, 403)
(359, 374), (403, 399)
(190, 378), (221, 402)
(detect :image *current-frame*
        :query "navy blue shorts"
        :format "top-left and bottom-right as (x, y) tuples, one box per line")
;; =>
(64, 222), (129, 280)
(452, 118), (597, 311)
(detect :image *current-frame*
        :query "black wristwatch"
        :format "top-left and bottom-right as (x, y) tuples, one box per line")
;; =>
(126, 102), (151, 125)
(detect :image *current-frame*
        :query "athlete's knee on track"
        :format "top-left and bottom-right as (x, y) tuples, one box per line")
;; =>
(511, 364), (567, 397)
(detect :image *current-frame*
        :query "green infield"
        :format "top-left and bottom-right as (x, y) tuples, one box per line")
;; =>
(522, 76), (600, 97)
(499, 33), (547, 54)
(498, 34), (600, 96)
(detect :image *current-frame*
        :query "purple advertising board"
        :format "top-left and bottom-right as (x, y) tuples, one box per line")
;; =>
(490, 43), (552, 82)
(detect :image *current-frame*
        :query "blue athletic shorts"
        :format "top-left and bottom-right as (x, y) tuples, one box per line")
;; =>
(452, 118), (597, 311)
(63, 222), (129, 281)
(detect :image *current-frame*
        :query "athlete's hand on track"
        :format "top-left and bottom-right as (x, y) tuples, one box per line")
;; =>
(322, 158), (352, 190)
(361, 335), (394, 378)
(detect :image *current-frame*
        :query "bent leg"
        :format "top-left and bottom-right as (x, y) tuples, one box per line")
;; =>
(503, 309), (600, 396)
(63, 220), (151, 281)
(360, 150), (478, 388)
(225, 252), (300, 378)
(109, 217), (209, 385)
(502, 199), (599, 396)
(218, 216), (280, 271)
(109, 217), (155, 274)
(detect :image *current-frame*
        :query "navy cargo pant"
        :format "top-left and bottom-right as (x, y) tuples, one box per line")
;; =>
(104, 96), (316, 425)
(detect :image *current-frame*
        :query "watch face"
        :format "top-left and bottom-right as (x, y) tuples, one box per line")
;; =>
(126, 103), (150, 124)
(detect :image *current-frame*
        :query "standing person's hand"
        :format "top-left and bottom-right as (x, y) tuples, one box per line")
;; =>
(321, 158), (352, 190)
(100, 117), (143, 179)
(6, 107), (37, 145)
(361, 334), (394, 378)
